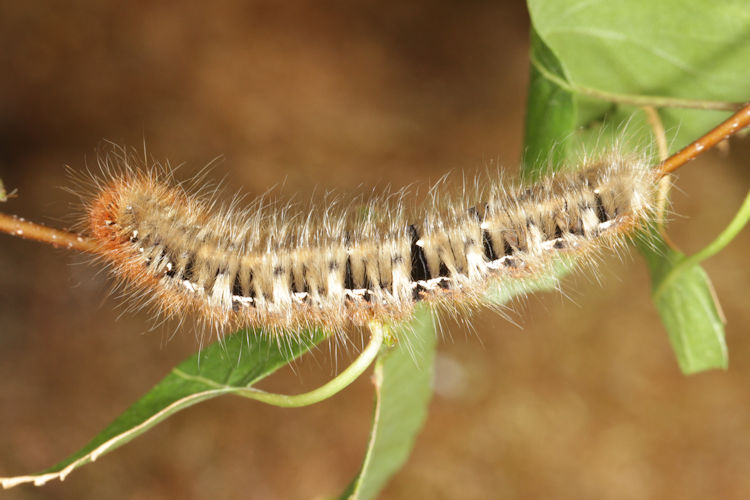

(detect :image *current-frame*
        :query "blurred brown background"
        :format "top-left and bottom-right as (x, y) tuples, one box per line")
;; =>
(1, 1), (749, 499)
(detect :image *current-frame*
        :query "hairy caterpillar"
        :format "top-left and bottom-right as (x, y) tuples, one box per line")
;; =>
(82, 148), (657, 336)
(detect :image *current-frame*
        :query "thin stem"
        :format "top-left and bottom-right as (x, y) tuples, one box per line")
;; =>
(653, 189), (750, 299)
(658, 103), (750, 177)
(0, 212), (97, 253)
(642, 106), (681, 251)
(232, 320), (386, 407)
(0, 177), (17, 202)
(642, 106), (669, 161)
(531, 55), (745, 112)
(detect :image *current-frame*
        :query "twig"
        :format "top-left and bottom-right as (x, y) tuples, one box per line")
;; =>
(658, 102), (750, 177)
(0, 212), (97, 253)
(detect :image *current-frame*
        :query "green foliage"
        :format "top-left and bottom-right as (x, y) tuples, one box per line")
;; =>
(486, 255), (577, 304)
(1, 328), (329, 488)
(341, 305), (436, 500)
(641, 190), (750, 373)
(641, 234), (728, 374)
(527, 0), (749, 373)
(522, 29), (576, 179)
(528, 0), (749, 145)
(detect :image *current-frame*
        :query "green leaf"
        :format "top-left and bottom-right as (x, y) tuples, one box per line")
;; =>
(0, 328), (328, 488)
(522, 28), (576, 179)
(341, 305), (436, 500)
(639, 234), (727, 373)
(527, 0), (750, 146)
(526, 0), (748, 374)
(642, 189), (750, 373)
(486, 255), (577, 305)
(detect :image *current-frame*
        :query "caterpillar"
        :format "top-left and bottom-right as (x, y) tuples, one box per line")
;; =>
(82, 147), (657, 337)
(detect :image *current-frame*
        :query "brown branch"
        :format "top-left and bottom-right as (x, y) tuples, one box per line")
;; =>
(658, 102), (750, 177)
(0, 212), (97, 253)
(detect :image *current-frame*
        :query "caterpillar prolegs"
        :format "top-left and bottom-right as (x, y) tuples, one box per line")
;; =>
(85, 150), (657, 336)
